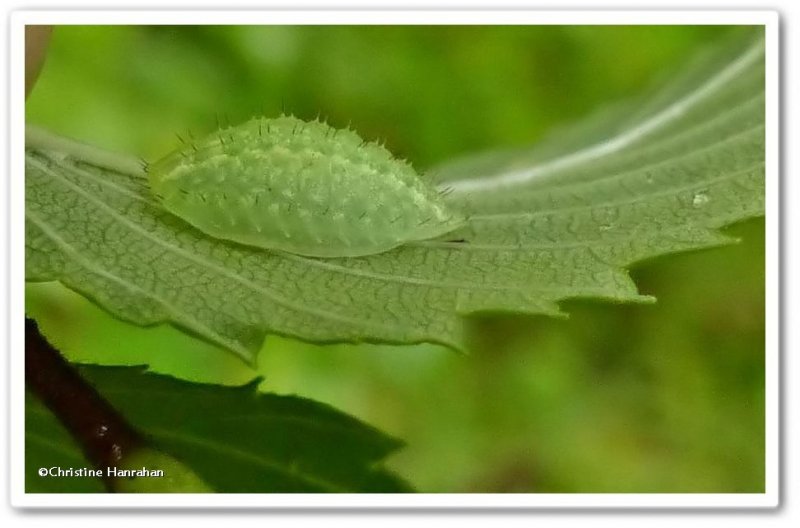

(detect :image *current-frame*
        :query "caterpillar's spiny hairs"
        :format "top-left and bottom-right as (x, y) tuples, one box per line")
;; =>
(147, 114), (465, 257)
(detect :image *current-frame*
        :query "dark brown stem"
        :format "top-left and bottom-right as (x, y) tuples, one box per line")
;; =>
(25, 317), (143, 491)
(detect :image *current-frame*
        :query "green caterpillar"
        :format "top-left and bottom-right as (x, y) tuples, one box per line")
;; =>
(148, 115), (465, 258)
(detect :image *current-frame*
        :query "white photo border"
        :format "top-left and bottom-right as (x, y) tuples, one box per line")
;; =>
(8, 9), (780, 509)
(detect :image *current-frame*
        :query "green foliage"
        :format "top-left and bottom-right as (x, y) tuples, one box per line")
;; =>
(111, 447), (213, 493)
(252, 219), (765, 493)
(25, 26), (728, 167)
(24, 25), (766, 494)
(26, 365), (409, 493)
(25, 30), (764, 362)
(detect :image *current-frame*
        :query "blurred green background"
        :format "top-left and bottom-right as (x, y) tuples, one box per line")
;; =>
(25, 25), (764, 493)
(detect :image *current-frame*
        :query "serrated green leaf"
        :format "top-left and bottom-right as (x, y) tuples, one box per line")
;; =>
(26, 365), (410, 493)
(24, 30), (765, 361)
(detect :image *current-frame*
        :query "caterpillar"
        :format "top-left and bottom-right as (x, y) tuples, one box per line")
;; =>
(147, 115), (465, 258)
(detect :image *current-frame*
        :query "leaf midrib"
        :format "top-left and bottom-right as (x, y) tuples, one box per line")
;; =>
(28, 156), (406, 336)
(26, 208), (252, 357)
(145, 427), (353, 493)
(441, 39), (764, 194)
(463, 122), (764, 217)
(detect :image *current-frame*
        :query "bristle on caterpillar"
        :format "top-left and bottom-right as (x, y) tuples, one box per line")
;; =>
(147, 115), (466, 258)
